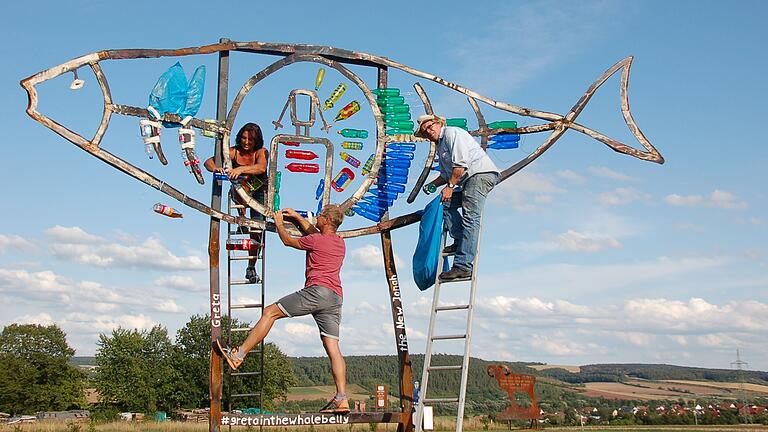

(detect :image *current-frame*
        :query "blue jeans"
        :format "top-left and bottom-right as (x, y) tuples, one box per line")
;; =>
(443, 172), (499, 271)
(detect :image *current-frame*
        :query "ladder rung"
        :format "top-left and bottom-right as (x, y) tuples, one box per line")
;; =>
(431, 334), (467, 341)
(435, 304), (469, 312)
(428, 365), (463, 372)
(231, 303), (263, 309)
(231, 371), (262, 377)
(231, 327), (251, 332)
(423, 397), (459, 404)
(229, 255), (258, 260)
(230, 279), (259, 285)
(231, 392), (261, 398)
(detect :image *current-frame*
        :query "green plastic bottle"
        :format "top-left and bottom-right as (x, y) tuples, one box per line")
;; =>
(372, 88), (400, 97)
(487, 120), (518, 129)
(338, 128), (369, 139)
(273, 194), (280, 212)
(384, 112), (411, 121)
(447, 118), (468, 128)
(387, 120), (414, 129)
(379, 104), (409, 114)
(386, 128), (414, 136)
(377, 96), (405, 106)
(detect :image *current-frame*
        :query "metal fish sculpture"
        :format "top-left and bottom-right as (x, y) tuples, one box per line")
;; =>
(21, 40), (663, 238)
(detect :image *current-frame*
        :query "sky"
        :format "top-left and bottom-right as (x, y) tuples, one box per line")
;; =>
(1, 1), (766, 372)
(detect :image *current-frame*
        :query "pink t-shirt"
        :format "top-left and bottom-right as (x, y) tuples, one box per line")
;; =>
(297, 233), (346, 297)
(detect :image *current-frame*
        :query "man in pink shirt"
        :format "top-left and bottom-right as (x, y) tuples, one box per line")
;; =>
(216, 205), (349, 413)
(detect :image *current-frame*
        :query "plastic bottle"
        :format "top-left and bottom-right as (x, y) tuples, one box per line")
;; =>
(153, 203), (183, 218)
(341, 141), (363, 150)
(285, 149), (319, 160)
(332, 167), (355, 192)
(286, 163), (320, 173)
(379, 165), (409, 177)
(386, 142), (417, 152)
(368, 188), (400, 200)
(145, 143), (154, 159)
(334, 101), (361, 121)
(214, 172), (246, 182)
(361, 154), (375, 175)
(296, 210), (314, 219)
(387, 120), (414, 130)
(383, 158), (411, 170)
(424, 183), (437, 194)
(378, 173), (408, 186)
(385, 150), (414, 160)
(353, 206), (383, 222)
(226, 238), (260, 251)
(490, 133), (521, 142)
(386, 128), (414, 136)
(339, 152), (361, 168)
(324, 83), (346, 110)
(338, 128), (369, 139)
(363, 193), (395, 206)
(487, 120), (518, 129)
(182, 149), (201, 174)
(384, 112), (411, 122)
(273, 194), (280, 212)
(358, 199), (389, 214)
(379, 104), (410, 114)
(315, 68), (325, 90)
(447, 118), (468, 128)
(139, 119), (161, 159)
(488, 141), (520, 150)
(275, 171), (282, 193)
(377, 96), (405, 106)
(282, 141), (301, 147)
(317, 201), (324, 216)
(372, 88), (400, 97)
(315, 179), (325, 200)
(373, 182), (405, 194)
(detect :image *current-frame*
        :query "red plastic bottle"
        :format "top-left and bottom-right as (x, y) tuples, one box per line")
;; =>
(226, 239), (261, 251)
(286, 163), (320, 173)
(285, 149), (319, 160)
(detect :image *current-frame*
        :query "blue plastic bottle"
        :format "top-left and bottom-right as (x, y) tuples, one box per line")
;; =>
(387, 143), (417, 152)
(385, 150), (414, 160)
(379, 165), (409, 177)
(383, 158), (411, 169)
(368, 188), (400, 200)
(315, 179), (325, 200)
(490, 133), (521, 142)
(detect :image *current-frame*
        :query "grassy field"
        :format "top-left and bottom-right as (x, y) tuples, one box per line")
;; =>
(582, 378), (768, 401)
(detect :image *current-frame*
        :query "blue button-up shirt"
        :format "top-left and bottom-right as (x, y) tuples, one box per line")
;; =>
(437, 126), (500, 188)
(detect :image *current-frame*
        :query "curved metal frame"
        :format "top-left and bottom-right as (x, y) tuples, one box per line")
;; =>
(20, 40), (664, 239)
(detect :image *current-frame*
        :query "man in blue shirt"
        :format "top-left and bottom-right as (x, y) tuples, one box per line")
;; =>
(415, 114), (500, 281)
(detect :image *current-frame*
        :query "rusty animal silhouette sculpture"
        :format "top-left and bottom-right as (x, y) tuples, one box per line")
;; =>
(487, 364), (540, 422)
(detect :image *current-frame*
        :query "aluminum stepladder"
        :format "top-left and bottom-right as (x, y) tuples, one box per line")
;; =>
(224, 191), (266, 411)
(415, 216), (484, 432)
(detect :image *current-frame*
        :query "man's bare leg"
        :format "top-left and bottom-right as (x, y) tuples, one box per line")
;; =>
(321, 336), (347, 396)
(240, 303), (287, 354)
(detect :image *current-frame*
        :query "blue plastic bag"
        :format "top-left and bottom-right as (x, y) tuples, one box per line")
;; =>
(412, 196), (444, 291)
(147, 62), (206, 126)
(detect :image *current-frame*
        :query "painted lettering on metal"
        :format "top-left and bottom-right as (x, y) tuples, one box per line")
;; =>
(211, 293), (221, 328)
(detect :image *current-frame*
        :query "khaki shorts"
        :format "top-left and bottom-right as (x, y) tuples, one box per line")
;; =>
(276, 285), (342, 340)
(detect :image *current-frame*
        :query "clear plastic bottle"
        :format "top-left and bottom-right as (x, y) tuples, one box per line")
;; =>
(153, 203), (183, 218)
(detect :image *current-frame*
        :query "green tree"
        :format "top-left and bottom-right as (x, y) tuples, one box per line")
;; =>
(94, 325), (179, 412)
(173, 314), (296, 410)
(0, 324), (86, 414)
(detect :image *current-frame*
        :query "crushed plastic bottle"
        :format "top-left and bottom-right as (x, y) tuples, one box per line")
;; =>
(339, 152), (361, 168)
(153, 203), (183, 218)
(315, 68), (325, 91)
(285, 149), (319, 160)
(286, 163), (320, 173)
(341, 141), (363, 150)
(324, 83), (347, 110)
(334, 101), (361, 121)
(338, 128), (368, 139)
(226, 238), (260, 251)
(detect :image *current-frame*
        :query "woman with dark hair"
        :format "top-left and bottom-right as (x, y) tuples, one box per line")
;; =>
(205, 122), (268, 282)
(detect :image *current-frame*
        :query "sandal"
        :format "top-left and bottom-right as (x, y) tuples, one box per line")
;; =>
(319, 397), (350, 414)
(214, 339), (243, 370)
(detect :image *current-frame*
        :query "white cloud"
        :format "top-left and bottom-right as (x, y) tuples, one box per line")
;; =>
(615, 331), (653, 346)
(665, 190), (747, 209)
(13, 312), (54, 326)
(503, 229), (622, 253)
(490, 171), (565, 211)
(154, 275), (205, 291)
(0, 234), (35, 252)
(47, 226), (205, 271)
(556, 170), (586, 185)
(347, 244), (405, 270)
(153, 299), (184, 313)
(599, 187), (651, 205)
(46, 225), (104, 244)
(588, 166), (636, 181)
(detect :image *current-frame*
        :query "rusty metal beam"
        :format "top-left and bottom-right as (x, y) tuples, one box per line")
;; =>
(209, 39), (230, 432)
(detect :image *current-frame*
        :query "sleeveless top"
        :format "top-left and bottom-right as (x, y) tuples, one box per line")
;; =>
(233, 147), (268, 192)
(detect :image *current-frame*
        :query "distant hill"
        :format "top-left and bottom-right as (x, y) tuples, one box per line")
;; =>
(537, 363), (768, 385)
